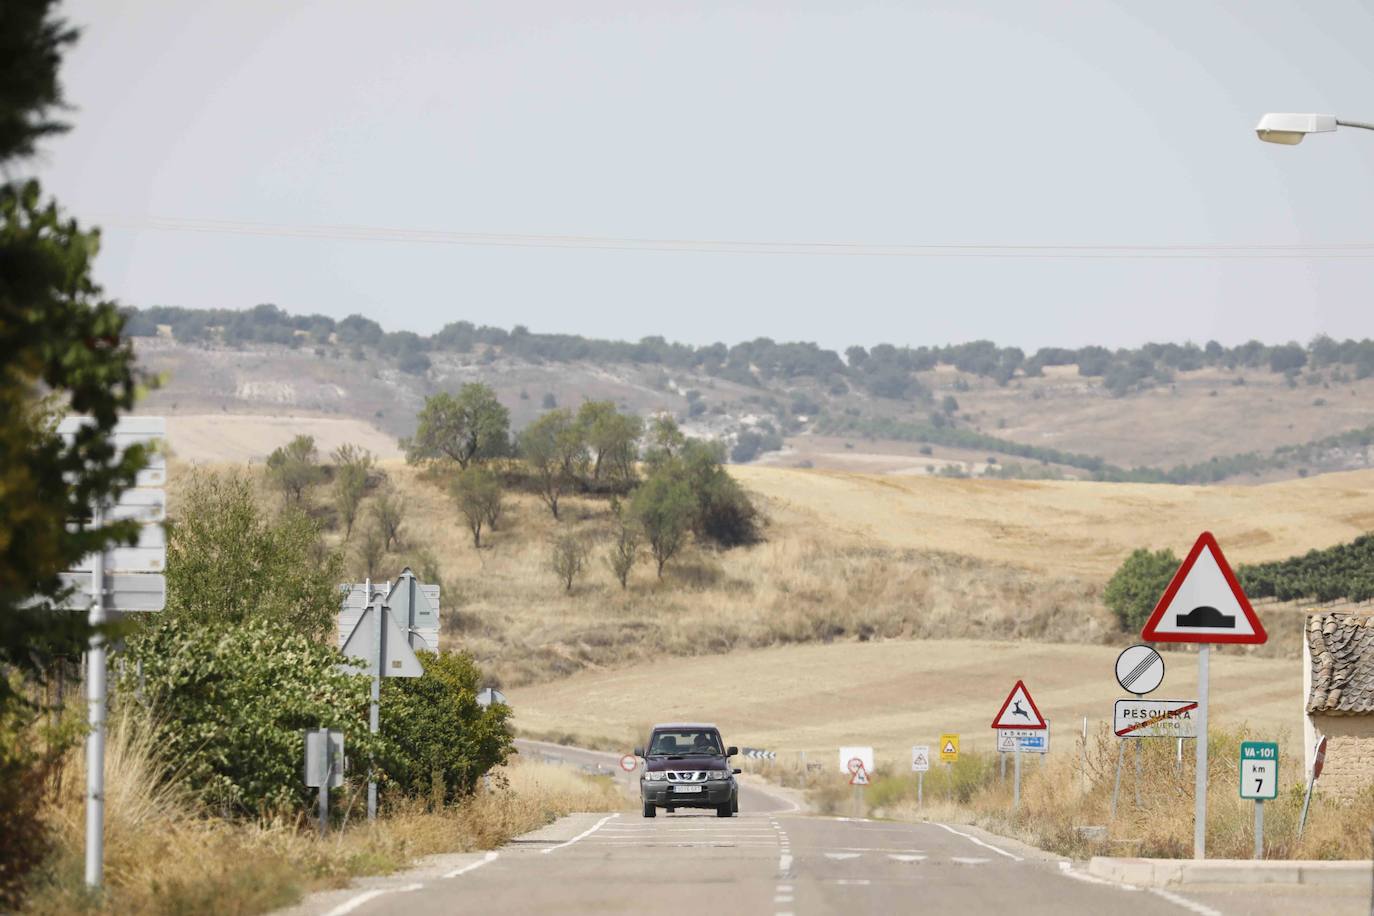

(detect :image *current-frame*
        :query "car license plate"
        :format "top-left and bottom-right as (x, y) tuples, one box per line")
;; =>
(672, 785), (704, 793)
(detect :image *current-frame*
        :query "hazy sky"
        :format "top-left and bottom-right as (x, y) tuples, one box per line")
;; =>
(27, 1), (1374, 351)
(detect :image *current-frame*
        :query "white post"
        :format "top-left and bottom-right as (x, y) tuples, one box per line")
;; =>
(85, 507), (106, 889)
(1253, 799), (1263, 860)
(918, 771), (924, 808)
(1080, 716), (1089, 793)
(1000, 749), (1006, 782)
(1134, 740), (1142, 808)
(1013, 740), (1022, 812)
(1110, 740), (1124, 822)
(367, 578), (379, 821)
(318, 728), (331, 837)
(1194, 646), (1210, 860)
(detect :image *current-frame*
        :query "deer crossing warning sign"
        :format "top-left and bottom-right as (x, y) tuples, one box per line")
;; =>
(991, 680), (1047, 730)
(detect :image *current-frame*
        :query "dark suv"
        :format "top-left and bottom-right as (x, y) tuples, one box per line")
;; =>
(634, 723), (741, 818)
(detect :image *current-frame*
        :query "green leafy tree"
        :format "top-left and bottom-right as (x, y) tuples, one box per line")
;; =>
(331, 443), (374, 539)
(357, 518), (385, 580)
(519, 409), (585, 519)
(577, 400), (642, 484)
(372, 483), (405, 552)
(630, 471), (695, 578)
(1104, 547), (1180, 633)
(677, 439), (762, 547)
(451, 466), (503, 548)
(122, 615), (379, 815)
(265, 434), (324, 504)
(550, 533), (588, 592)
(606, 514), (641, 589)
(380, 651), (513, 803)
(164, 469), (342, 640)
(403, 384), (510, 470)
(643, 413), (686, 471)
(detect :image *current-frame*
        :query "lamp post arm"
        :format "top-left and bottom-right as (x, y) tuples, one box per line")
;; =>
(1336, 118), (1374, 133)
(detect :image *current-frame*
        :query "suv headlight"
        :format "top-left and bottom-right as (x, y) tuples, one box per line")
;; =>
(707, 770), (728, 781)
(644, 771), (667, 781)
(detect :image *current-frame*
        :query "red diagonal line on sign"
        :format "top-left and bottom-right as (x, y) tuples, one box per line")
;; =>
(1117, 702), (1199, 736)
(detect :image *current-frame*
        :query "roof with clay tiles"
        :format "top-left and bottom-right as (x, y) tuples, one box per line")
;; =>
(1308, 613), (1374, 715)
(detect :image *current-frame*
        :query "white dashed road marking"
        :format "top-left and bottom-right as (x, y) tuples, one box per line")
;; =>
(889, 854), (927, 862)
(542, 813), (619, 854)
(933, 823), (1023, 861)
(824, 852), (861, 860)
(322, 883), (423, 916)
(443, 851), (498, 878)
(951, 856), (991, 865)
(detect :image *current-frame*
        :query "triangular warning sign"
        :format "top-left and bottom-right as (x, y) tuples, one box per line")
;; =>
(1141, 532), (1267, 645)
(942, 740), (956, 754)
(849, 762), (870, 786)
(991, 679), (1046, 729)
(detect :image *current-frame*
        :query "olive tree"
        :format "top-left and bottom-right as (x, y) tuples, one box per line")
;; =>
(403, 383), (510, 470)
(451, 466), (503, 548)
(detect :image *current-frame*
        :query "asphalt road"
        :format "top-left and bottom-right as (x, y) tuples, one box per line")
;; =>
(294, 740), (1369, 916)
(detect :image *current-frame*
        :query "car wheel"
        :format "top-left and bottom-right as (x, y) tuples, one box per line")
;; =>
(731, 795), (739, 815)
(643, 802), (656, 818)
(716, 802), (732, 817)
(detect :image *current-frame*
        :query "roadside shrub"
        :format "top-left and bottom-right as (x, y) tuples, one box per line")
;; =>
(1104, 547), (1179, 633)
(123, 616), (379, 816)
(381, 651), (514, 804)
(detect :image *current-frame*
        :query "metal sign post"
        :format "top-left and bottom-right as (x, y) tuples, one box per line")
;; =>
(367, 579), (379, 820)
(1013, 738), (1022, 812)
(1298, 735), (1327, 838)
(85, 505), (106, 889)
(1194, 646), (1209, 859)
(318, 728), (332, 837)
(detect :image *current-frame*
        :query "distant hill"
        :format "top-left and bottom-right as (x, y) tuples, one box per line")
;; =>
(127, 304), (1374, 483)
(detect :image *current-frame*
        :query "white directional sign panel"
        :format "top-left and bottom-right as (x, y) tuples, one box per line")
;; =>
(1141, 532), (1266, 645)
(55, 572), (166, 612)
(339, 568), (440, 651)
(1114, 699), (1199, 738)
(997, 724), (1051, 754)
(911, 746), (930, 772)
(839, 746), (875, 776)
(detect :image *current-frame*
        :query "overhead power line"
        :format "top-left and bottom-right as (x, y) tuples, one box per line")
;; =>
(95, 215), (1374, 260)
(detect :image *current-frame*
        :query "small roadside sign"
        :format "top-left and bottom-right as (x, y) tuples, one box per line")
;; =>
(911, 746), (930, 772)
(1114, 699), (1199, 738)
(939, 734), (960, 763)
(1115, 644), (1165, 695)
(992, 680), (1047, 729)
(619, 754), (637, 772)
(849, 762), (870, 786)
(839, 746), (874, 775)
(1313, 735), (1328, 780)
(1240, 742), (1279, 800)
(997, 724), (1050, 754)
(340, 603), (424, 677)
(1140, 532), (1267, 645)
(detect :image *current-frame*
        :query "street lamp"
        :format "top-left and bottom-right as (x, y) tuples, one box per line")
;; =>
(1255, 112), (1374, 145)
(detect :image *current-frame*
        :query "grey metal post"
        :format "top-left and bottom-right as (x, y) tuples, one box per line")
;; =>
(917, 771), (923, 808)
(1134, 741), (1142, 808)
(1013, 740), (1022, 812)
(1177, 737), (1184, 776)
(1194, 646), (1210, 860)
(367, 578), (379, 821)
(1298, 770), (1317, 838)
(1253, 799), (1263, 860)
(1000, 750), (1006, 782)
(1110, 740), (1124, 822)
(86, 506), (106, 889)
(318, 727), (331, 837)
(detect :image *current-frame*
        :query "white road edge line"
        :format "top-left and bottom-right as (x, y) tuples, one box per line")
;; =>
(1056, 860), (1221, 915)
(322, 883), (423, 916)
(779, 853), (793, 874)
(542, 813), (620, 854)
(932, 823), (1023, 861)
(1149, 887), (1224, 916)
(443, 851), (499, 878)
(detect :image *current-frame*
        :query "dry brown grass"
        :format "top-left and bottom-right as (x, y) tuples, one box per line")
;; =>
(805, 724), (1374, 861)
(21, 712), (623, 916)
(510, 638), (1306, 766)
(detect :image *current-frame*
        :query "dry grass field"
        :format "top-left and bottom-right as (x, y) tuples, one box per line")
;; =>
(731, 464), (1374, 578)
(164, 414), (403, 464)
(507, 638), (1305, 765)
(163, 456), (1374, 689)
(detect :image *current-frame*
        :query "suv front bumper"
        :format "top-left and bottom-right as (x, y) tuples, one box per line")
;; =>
(641, 781), (735, 808)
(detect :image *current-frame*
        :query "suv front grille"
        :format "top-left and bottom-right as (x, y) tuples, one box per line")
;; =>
(666, 771), (708, 782)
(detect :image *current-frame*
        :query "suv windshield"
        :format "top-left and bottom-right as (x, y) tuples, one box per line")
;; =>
(648, 729), (722, 756)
